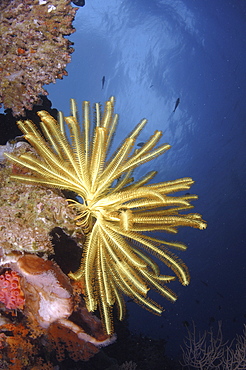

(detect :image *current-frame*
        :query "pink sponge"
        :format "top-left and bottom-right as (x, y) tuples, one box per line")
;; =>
(0, 270), (25, 310)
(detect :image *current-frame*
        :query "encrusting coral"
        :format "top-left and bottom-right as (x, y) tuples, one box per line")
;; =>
(0, 252), (115, 367)
(0, 270), (25, 310)
(0, 0), (77, 116)
(5, 96), (207, 335)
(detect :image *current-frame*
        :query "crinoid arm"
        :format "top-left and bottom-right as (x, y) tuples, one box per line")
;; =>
(5, 96), (207, 335)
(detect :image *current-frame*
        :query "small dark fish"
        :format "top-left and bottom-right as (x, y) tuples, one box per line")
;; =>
(182, 320), (190, 328)
(208, 317), (215, 325)
(201, 280), (209, 287)
(116, 175), (122, 184)
(173, 97), (180, 112)
(137, 142), (145, 147)
(195, 299), (200, 304)
(72, 0), (85, 6)
(101, 75), (105, 89)
(216, 291), (224, 299)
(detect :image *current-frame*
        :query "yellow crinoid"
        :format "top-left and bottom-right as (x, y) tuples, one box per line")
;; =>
(5, 96), (207, 334)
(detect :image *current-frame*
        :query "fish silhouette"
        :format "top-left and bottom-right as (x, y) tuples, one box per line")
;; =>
(72, 0), (85, 6)
(102, 76), (105, 89)
(173, 98), (180, 112)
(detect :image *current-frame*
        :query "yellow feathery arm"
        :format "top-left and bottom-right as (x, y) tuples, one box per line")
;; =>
(36, 111), (71, 159)
(17, 119), (42, 137)
(135, 236), (188, 251)
(129, 244), (163, 277)
(105, 257), (148, 301)
(96, 245), (116, 334)
(96, 187), (165, 208)
(22, 134), (79, 180)
(109, 169), (134, 194)
(121, 194), (193, 210)
(109, 225), (190, 286)
(37, 111), (80, 175)
(57, 110), (65, 135)
(125, 170), (157, 190)
(140, 269), (177, 302)
(110, 282), (125, 321)
(64, 115), (88, 185)
(101, 118), (147, 178)
(119, 143), (171, 175)
(102, 225), (147, 268)
(5, 150), (87, 195)
(101, 99), (114, 129)
(82, 101), (90, 169)
(39, 121), (65, 157)
(132, 214), (205, 229)
(90, 127), (107, 190)
(109, 262), (163, 315)
(98, 230), (117, 306)
(70, 98), (79, 121)
(95, 102), (101, 128)
(81, 224), (100, 311)
(17, 111), (83, 182)
(5, 151), (67, 182)
(127, 130), (163, 164)
(96, 138), (136, 194)
(149, 177), (195, 193)
(129, 118), (148, 140)
(131, 224), (179, 233)
(105, 113), (119, 154)
(97, 270), (114, 335)
(102, 238), (149, 295)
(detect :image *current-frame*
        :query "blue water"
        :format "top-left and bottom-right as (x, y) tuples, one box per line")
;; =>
(46, 0), (246, 360)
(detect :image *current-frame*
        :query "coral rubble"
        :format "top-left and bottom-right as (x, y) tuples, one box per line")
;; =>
(0, 0), (77, 116)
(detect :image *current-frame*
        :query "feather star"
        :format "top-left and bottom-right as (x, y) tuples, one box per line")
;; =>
(5, 96), (207, 335)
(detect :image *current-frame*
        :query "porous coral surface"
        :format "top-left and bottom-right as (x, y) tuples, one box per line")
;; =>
(0, 0), (77, 116)
(0, 270), (25, 310)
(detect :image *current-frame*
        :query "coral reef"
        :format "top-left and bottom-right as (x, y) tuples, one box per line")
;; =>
(5, 96), (207, 335)
(181, 322), (246, 369)
(0, 321), (41, 370)
(119, 361), (137, 370)
(0, 253), (115, 368)
(0, 270), (25, 310)
(47, 321), (102, 362)
(14, 254), (74, 328)
(0, 0), (77, 116)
